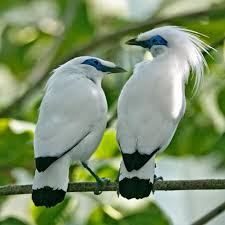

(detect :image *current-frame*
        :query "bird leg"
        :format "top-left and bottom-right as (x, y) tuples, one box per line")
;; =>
(152, 174), (164, 194)
(81, 162), (110, 195)
(114, 172), (121, 197)
(154, 174), (163, 182)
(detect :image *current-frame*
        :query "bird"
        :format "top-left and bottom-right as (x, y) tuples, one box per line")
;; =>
(32, 56), (126, 207)
(117, 26), (210, 199)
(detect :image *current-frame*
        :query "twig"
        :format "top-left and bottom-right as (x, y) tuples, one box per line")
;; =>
(1, 4), (225, 118)
(62, 3), (225, 62)
(191, 201), (225, 225)
(0, 179), (224, 196)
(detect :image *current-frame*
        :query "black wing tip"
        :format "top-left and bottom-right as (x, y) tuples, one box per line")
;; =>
(122, 148), (160, 172)
(122, 151), (151, 172)
(119, 177), (152, 199)
(35, 156), (58, 172)
(32, 186), (66, 208)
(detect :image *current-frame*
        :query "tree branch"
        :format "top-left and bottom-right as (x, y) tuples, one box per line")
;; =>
(0, 3), (225, 118)
(63, 3), (225, 63)
(0, 179), (224, 196)
(191, 201), (225, 225)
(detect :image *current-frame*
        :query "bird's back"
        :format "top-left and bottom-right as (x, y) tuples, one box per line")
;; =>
(34, 71), (107, 158)
(117, 56), (185, 154)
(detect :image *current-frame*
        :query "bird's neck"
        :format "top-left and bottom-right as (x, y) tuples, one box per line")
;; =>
(150, 45), (168, 58)
(152, 48), (190, 83)
(84, 71), (103, 87)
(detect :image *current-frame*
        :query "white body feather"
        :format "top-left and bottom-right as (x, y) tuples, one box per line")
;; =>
(33, 58), (109, 192)
(117, 26), (209, 194)
(117, 53), (185, 181)
(34, 67), (107, 161)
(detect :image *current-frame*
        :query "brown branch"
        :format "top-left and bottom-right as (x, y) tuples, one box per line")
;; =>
(0, 3), (225, 118)
(0, 179), (224, 196)
(62, 3), (225, 62)
(191, 201), (225, 225)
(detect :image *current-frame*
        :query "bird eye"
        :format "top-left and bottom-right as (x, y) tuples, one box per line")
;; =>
(152, 39), (157, 43)
(93, 60), (99, 65)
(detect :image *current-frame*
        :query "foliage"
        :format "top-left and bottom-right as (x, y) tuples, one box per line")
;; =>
(0, 217), (29, 225)
(87, 203), (171, 225)
(0, 119), (33, 184)
(32, 197), (73, 225)
(0, 0), (224, 225)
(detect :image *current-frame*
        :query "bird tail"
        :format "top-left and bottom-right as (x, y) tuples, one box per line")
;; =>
(32, 155), (70, 208)
(119, 157), (155, 199)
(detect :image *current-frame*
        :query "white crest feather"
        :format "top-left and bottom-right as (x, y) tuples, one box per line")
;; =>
(138, 26), (212, 94)
(168, 26), (211, 95)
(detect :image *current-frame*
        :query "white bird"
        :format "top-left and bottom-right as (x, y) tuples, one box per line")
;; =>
(117, 26), (210, 199)
(32, 56), (125, 207)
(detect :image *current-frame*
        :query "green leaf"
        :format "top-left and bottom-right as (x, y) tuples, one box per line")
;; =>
(87, 202), (171, 225)
(0, 0), (30, 12)
(210, 133), (225, 168)
(121, 203), (171, 225)
(217, 87), (225, 116)
(32, 197), (73, 225)
(86, 206), (118, 225)
(166, 105), (219, 157)
(0, 119), (34, 184)
(0, 217), (29, 225)
(93, 129), (119, 159)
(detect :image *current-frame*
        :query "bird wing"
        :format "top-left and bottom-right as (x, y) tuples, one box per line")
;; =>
(117, 59), (185, 171)
(34, 72), (106, 160)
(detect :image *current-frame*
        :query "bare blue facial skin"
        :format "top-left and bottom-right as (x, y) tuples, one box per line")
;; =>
(126, 35), (168, 49)
(82, 58), (126, 73)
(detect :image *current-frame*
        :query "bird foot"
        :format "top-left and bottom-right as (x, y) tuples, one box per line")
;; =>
(94, 177), (110, 195)
(152, 175), (164, 194)
(154, 174), (163, 182)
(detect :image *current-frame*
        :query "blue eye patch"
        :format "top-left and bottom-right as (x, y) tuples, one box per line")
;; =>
(138, 35), (168, 49)
(82, 58), (109, 72)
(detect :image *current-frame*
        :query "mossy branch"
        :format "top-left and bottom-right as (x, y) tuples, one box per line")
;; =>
(0, 179), (224, 196)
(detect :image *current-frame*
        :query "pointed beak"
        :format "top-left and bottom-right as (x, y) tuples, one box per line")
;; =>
(109, 66), (127, 73)
(125, 38), (139, 46)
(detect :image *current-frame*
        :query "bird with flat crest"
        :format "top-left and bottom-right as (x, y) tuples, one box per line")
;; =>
(32, 56), (126, 207)
(117, 26), (211, 199)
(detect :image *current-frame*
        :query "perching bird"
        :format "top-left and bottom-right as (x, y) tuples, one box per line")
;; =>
(117, 26), (210, 199)
(32, 56), (125, 207)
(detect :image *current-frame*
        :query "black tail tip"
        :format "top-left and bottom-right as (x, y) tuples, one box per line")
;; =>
(32, 186), (66, 208)
(119, 177), (152, 200)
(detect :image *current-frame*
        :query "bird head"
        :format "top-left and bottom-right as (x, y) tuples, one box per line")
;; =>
(80, 57), (126, 74)
(55, 56), (126, 85)
(64, 56), (126, 84)
(126, 26), (211, 93)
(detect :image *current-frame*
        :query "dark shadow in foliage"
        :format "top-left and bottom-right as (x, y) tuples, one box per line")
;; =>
(0, 217), (29, 225)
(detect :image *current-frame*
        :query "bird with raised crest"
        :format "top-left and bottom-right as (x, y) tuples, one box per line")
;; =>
(32, 56), (126, 207)
(117, 26), (211, 199)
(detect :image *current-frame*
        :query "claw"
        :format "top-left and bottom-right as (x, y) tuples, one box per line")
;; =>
(94, 178), (110, 195)
(81, 162), (111, 195)
(152, 175), (164, 194)
(154, 175), (163, 182)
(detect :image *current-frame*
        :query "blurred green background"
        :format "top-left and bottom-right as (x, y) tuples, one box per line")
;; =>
(0, 0), (225, 225)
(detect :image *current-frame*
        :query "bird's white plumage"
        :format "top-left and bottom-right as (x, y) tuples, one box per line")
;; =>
(34, 66), (107, 160)
(120, 157), (155, 181)
(32, 56), (122, 197)
(117, 26), (209, 187)
(117, 54), (184, 157)
(33, 155), (70, 191)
